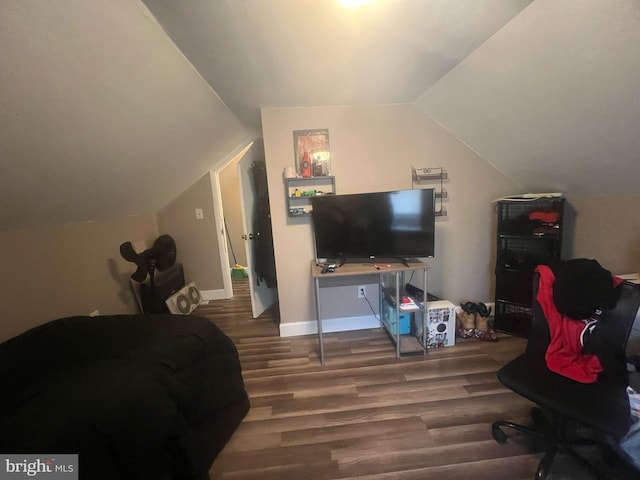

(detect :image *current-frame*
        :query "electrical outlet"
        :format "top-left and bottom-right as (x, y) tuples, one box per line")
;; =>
(357, 285), (366, 298)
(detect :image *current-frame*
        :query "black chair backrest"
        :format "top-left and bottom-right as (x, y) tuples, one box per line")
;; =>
(529, 271), (640, 384)
(528, 271), (551, 357)
(626, 291), (640, 363)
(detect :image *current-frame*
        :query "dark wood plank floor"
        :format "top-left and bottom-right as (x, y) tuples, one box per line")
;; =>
(196, 279), (545, 480)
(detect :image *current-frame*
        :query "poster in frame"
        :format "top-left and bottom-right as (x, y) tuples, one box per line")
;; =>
(293, 129), (331, 177)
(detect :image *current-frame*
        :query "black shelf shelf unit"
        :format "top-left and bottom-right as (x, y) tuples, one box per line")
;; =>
(494, 196), (565, 337)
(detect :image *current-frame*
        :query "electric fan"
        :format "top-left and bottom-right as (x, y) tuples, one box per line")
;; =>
(119, 235), (177, 312)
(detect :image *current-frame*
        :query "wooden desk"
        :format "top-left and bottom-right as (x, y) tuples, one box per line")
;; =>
(619, 273), (640, 285)
(311, 260), (429, 365)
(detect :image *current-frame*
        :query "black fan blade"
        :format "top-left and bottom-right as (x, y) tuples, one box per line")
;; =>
(130, 265), (149, 283)
(119, 241), (151, 282)
(119, 242), (139, 263)
(153, 235), (177, 271)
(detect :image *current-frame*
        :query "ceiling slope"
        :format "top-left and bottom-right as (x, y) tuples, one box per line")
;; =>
(415, 0), (640, 195)
(143, 0), (532, 133)
(0, 0), (248, 232)
(4, 0), (636, 234)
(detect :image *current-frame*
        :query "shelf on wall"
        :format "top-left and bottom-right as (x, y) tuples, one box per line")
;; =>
(412, 167), (448, 217)
(412, 167), (448, 181)
(284, 175), (336, 217)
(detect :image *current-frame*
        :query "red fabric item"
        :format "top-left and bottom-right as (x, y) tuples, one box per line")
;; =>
(529, 211), (560, 223)
(536, 265), (603, 383)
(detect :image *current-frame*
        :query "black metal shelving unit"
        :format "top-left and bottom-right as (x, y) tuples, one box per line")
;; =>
(494, 196), (565, 337)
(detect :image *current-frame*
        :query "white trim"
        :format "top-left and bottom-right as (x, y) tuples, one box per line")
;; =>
(207, 137), (255, 303)
(200, 289), (230, 301)
(210, 172), (233, 299)
(279, 314), (379, 337)
(279, 301), (496, 338)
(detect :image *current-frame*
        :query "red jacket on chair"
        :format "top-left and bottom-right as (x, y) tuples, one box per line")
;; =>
(536, 265), (603, 383)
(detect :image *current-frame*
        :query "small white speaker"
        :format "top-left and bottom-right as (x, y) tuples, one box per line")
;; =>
(165, 282), (203, 315)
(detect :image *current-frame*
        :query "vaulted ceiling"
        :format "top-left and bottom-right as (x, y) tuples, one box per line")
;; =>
(2, 0), (639, 232)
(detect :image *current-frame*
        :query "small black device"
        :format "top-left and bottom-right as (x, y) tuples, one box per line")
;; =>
(320, 263), (336, 274)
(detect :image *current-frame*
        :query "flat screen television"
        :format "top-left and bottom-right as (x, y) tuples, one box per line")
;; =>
(310, 188), (436, 263)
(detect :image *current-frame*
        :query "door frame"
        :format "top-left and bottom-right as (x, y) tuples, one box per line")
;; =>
(211, 139), (254, 300)
(210, 171), (233, 299)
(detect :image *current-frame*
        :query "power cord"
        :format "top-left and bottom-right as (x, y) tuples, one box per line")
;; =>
(361, 290), (379, 321)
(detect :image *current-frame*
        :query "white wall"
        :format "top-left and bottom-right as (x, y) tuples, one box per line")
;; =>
(0, 214), (159, 342)
(563, 194), (640, 274)
(261, 104), (519, 332)
(158, 172), (224, 293)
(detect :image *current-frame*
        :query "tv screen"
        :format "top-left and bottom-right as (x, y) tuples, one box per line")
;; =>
(310, 189), (435, 262)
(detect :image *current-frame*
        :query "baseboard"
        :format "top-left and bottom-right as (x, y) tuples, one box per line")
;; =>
(200, 289), (229, 301)
(279, 302), (495, 338)
(279, 314), (379, 338)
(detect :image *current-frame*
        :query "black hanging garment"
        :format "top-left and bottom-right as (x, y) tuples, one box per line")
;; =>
(250, 161), (277, 288)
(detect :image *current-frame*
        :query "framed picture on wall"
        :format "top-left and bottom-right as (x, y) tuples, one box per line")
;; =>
(293, 129), (331, 177)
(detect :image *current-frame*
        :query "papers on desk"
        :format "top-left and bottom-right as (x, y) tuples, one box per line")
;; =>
(399, 295), (420, 311)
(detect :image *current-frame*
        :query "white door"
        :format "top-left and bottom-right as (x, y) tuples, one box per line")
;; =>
(237, 139), (278, 318)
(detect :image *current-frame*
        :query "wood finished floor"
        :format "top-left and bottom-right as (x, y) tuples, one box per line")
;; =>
(195, 279), (544, 480)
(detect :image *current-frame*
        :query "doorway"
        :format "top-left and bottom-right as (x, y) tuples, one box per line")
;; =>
(216, 138), (278, 319)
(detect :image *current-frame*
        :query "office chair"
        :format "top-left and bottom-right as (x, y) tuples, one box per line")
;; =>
(492, 271), (640, 479)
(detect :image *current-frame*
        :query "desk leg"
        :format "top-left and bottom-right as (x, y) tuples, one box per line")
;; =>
(395, 271), (400, 358)
(423, 267), (428, 355)
(314, 276), (325, 365)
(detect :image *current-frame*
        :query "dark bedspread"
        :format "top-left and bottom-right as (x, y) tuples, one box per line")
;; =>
(0, 314), (249, 480)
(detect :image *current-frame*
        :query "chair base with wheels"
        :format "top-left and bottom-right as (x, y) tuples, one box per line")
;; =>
(493, 408), (612, 479)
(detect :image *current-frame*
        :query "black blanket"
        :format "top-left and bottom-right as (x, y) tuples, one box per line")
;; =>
(0, 314), (249, 480)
